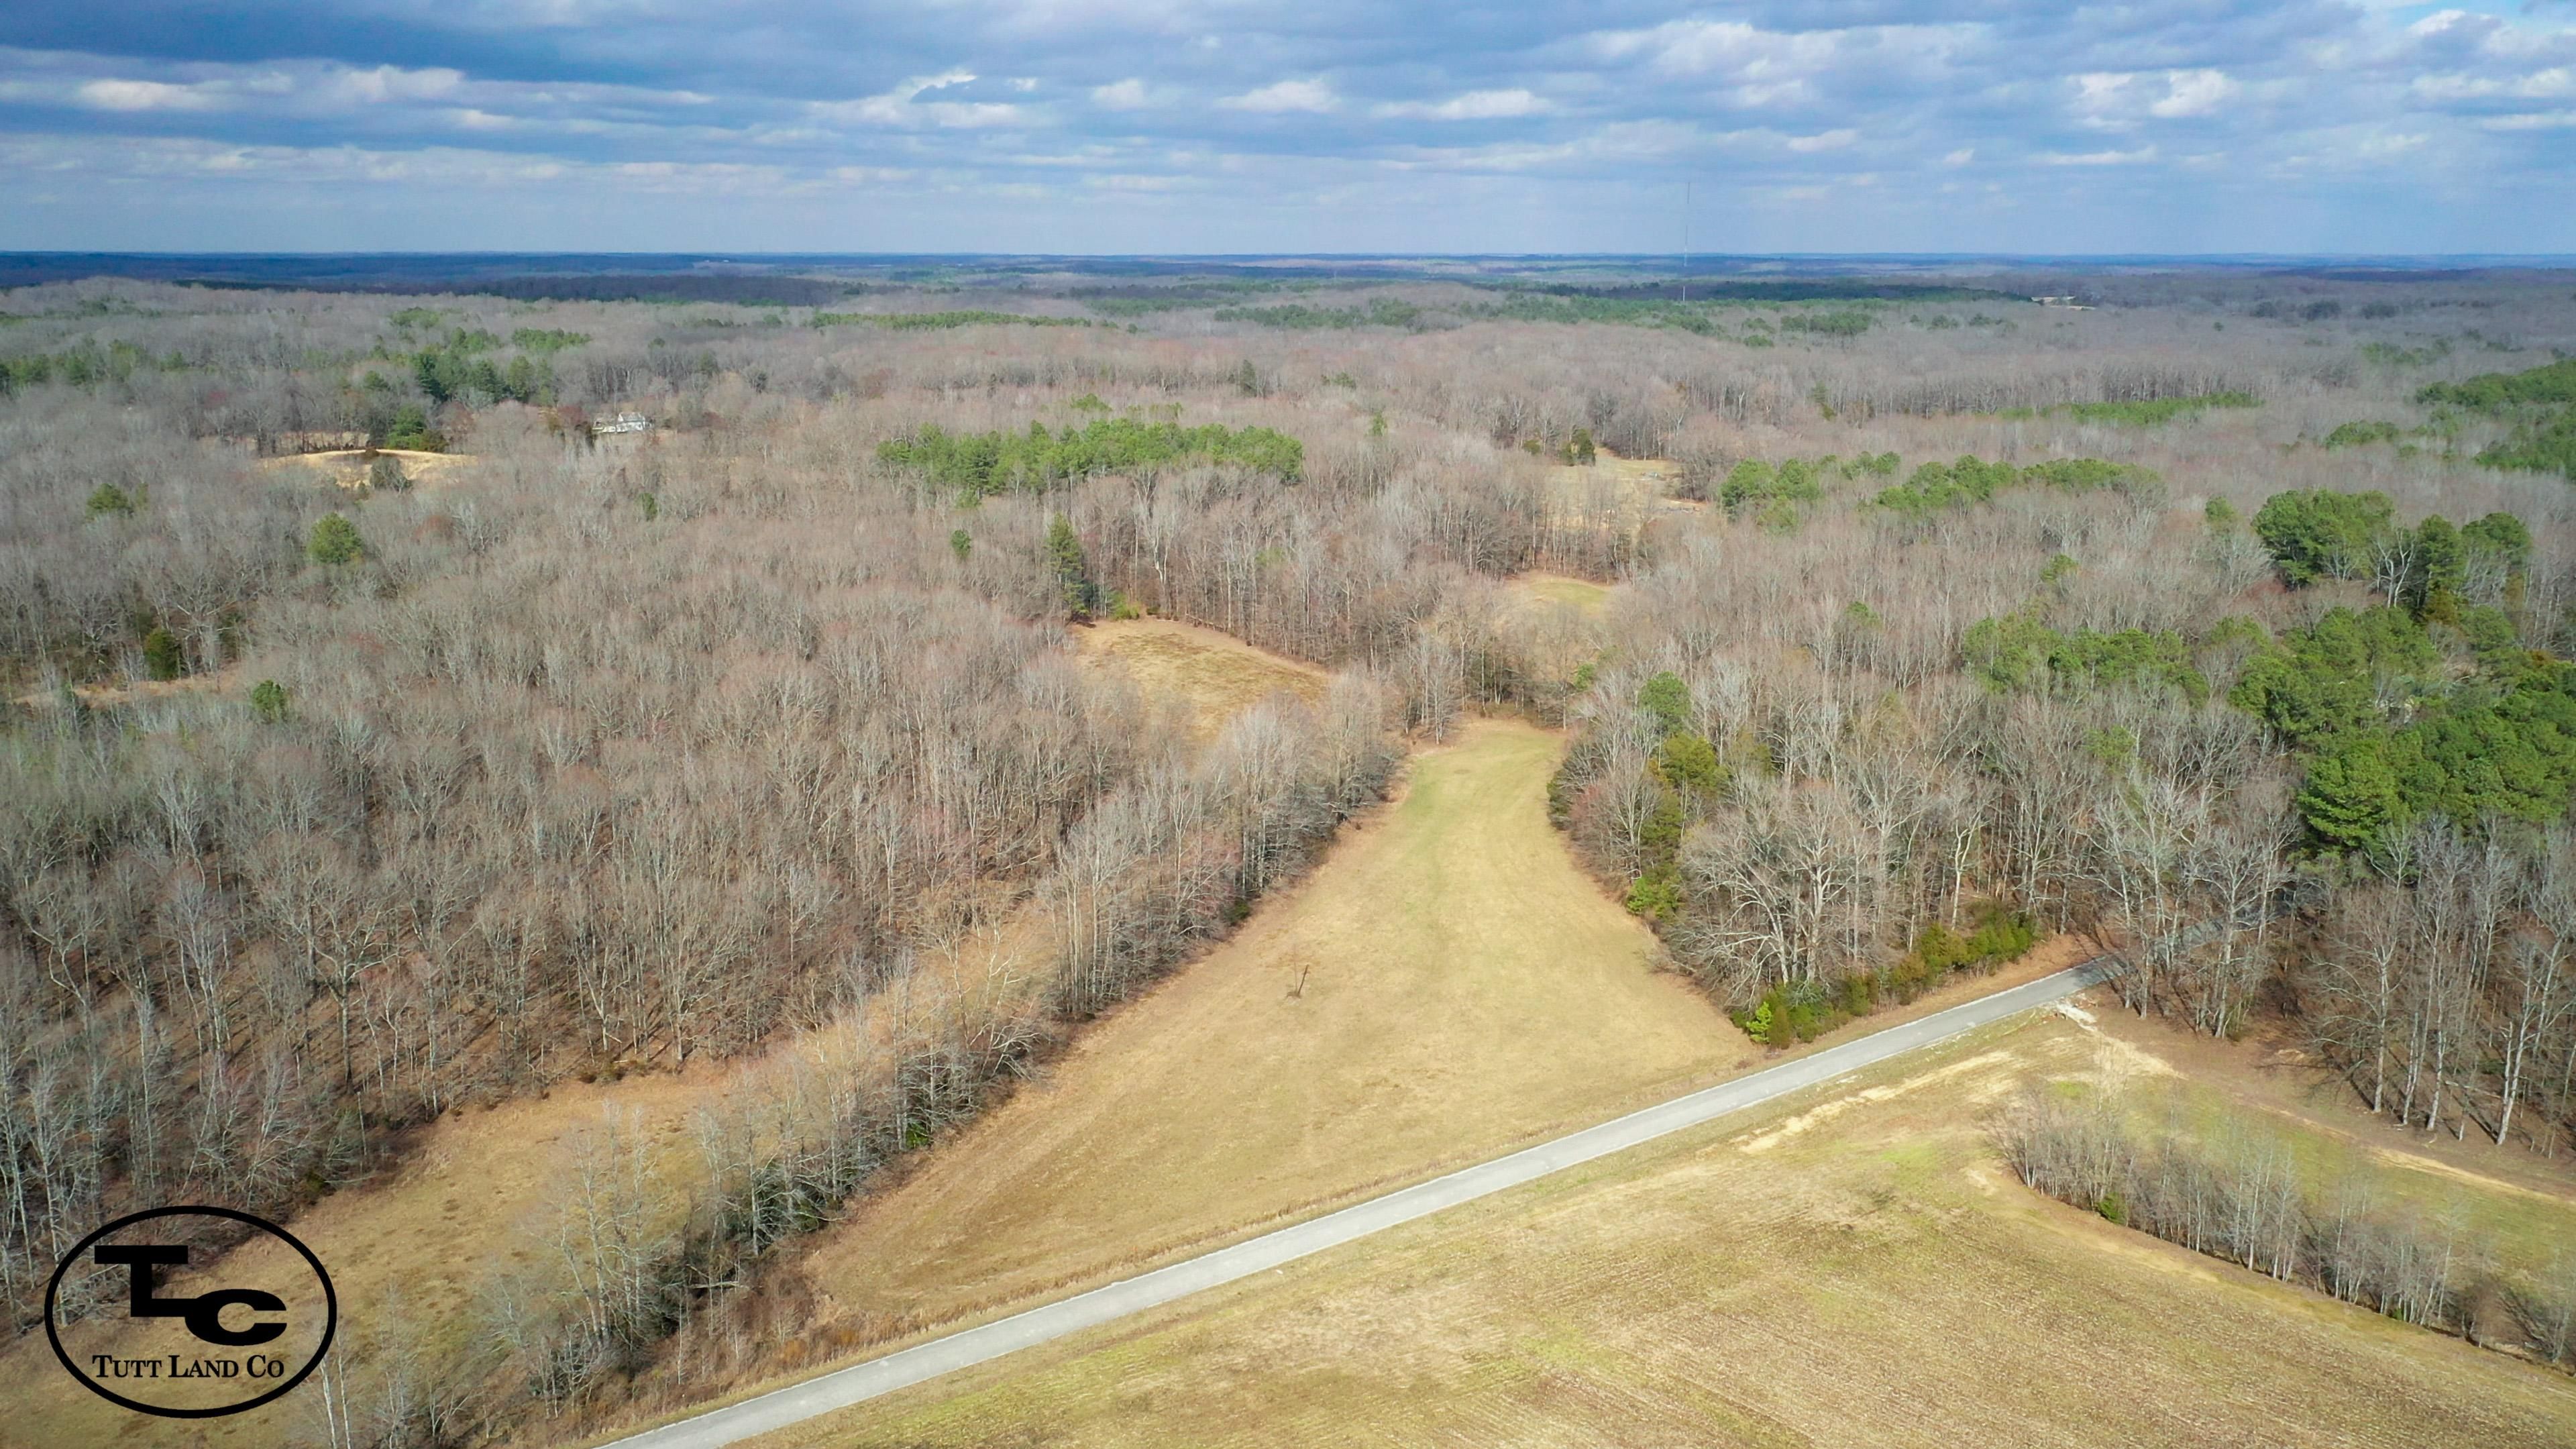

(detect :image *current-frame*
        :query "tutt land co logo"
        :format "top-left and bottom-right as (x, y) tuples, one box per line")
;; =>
(45, 1206), (337, 1419)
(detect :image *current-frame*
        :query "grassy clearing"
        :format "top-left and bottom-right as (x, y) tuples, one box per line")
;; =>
(262, 447), (477, 490)
(12, 663), (244, 710)
(775, 1010), (2576, 1449)
(790, 720), (1741, 1350)
(1073, 618), (1327, 739)
(1574, 449), (1693, 511)
(1509, 572), (1613, 616)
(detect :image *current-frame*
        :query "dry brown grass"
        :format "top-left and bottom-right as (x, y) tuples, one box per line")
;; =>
(12, 664), (244, 710)
(262, 447), (476, 490)
(1072, 617), (1326, 739)
(768, 1010), (2576, 1449)
(1585, 448), (1706, 517)
(1509, 572), (1613, 616)
(790, 719), (1740, 1348)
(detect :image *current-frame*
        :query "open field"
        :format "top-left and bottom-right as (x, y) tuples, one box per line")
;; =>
(765, 1006), (2576, 1449)
(789, 719), (1739, 1346)
(1584, 449), (1702, 516)
(262, 447), (477, 489)
(11, 663), (242, 710)
(1507, 572), (1613, 616)
(1073, 617), (1328, 739)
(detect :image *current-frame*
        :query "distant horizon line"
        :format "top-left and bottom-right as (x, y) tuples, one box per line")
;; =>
(5, 249), (2576, 264)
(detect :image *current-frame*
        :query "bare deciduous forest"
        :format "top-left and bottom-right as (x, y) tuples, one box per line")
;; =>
(7, 262), (2576, 1445)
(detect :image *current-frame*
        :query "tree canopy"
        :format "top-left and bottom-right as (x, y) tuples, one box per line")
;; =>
(2251, 488), (2395, 586)
(877, 417), (1305, 497)
(1963, 613), (2208, 702)
(1869, 455), (2149, 522)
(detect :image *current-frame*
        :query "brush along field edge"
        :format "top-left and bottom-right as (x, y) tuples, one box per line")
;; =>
(601, 958), (2113, 1449)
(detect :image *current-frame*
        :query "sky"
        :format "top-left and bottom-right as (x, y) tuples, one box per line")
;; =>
(0, 1), (2572, 256)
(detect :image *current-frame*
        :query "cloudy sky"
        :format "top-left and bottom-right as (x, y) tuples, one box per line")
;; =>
(1, 1), (2572, 254)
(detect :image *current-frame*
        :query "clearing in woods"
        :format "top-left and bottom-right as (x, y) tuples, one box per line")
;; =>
(789, 718), (1742, 1350)
(1510, 572), (1613, 616)
(262, 447), (475, 490)
(765, 1011), (2576, 1449)
(12, 664), (242, 711)
(1072, 617), (1326, 739)
(1580, 447), (1702, 515)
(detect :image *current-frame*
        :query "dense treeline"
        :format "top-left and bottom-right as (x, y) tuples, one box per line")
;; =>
(877, 414), (1304, 498)
(0, 338), (182, 395)
(1548, 442), (2576, 1153)
(1868, 453), (2155, 523)
(1214, 298), (1424, 331)
(2421, 358), (2576, 480)
(3, 480), (1173, 1322)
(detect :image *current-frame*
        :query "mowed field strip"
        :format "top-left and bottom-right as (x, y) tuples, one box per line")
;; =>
(747, 1012), (2576, 1449)
(596, 619), (2098, 1446)
(786, 714), (1742, 1344)
(605, 968), (2113, 1449)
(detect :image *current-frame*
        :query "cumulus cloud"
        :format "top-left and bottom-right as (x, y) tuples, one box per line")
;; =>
(2041, 146), (2159, 166)
(76, 79), (223, 112)
(1091, 78), (1148, 109)
(2414, 68), (2576, 102)
(319, 65), (466, 107)
(810, 71), (1022, 129)
(2076, 69), (2240, 127)
(1784, 128), (1856, 153)
(0, 2), (2570, 249)
(1222, 78), (1337, 113)
(2151, 70), (2239, 118)
(1374, 89), (1548, 120)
